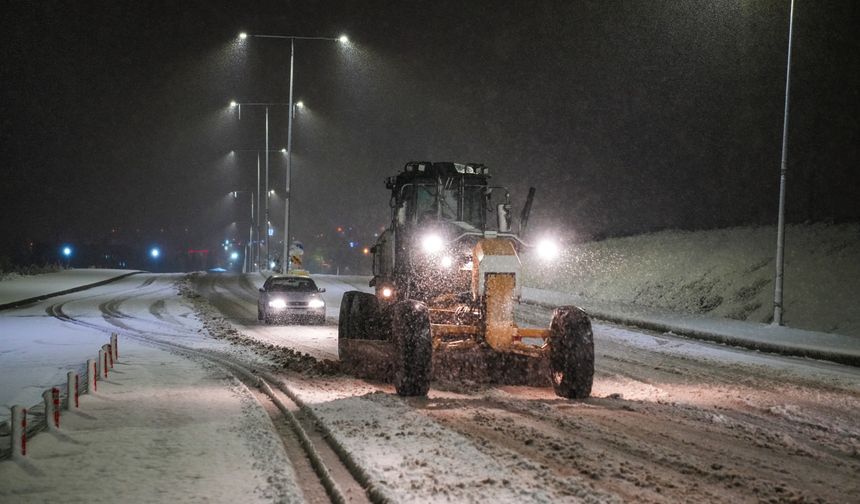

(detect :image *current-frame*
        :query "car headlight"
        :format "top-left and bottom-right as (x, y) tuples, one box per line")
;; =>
(536, 239), (560, 260)
(308, 299), (325, 309)
(268, 299), (287, 309)
(421, 233), (444, 254)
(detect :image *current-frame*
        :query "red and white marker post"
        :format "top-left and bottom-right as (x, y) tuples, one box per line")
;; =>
(87, 358), (97, 392)
(43, 388), (60, 430)
(67, 371), (79, 409)
(11, 405), (26, 458)
(98, 347), (108, 380)
(110, 332), (119, 361)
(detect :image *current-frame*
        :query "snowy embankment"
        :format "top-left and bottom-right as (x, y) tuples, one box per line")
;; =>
(523, 223), (860, 338)
(0, 268), (141, 307)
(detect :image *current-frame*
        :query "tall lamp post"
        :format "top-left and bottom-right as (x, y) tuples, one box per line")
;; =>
(230, 190), (255, 272)
(772, 0), (796, 326)
(229, 101), (291, 269)
(231, 148), (287, 271)
(238, 31), (349, 272)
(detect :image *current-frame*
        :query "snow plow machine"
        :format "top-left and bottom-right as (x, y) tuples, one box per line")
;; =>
(338, 161), (594, 398)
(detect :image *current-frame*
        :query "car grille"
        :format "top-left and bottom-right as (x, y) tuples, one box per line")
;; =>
(288, 301), (309, 307)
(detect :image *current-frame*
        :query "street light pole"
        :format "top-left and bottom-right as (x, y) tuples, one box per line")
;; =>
(229, 148), (286, 271)
(284, 38), (295, 271)
(230, 101), (291, 270)
(773, 0), (796, 326)
(239, 32), (348, 272)
(265, 106), (270, 267)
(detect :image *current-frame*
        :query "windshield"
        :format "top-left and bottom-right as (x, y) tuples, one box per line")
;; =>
(411, 183), (485, 228)
(266, 278), (318, 292)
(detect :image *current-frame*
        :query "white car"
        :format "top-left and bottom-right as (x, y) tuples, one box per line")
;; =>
(257, 275), (326, 325)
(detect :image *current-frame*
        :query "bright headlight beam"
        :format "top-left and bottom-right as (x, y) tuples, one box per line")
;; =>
(421, 234), (444, 254)
(268, 299), (287, 309)
(536, 239), (560, 260)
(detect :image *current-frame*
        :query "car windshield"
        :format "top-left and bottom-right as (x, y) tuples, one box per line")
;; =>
(267, 278), (317, 292)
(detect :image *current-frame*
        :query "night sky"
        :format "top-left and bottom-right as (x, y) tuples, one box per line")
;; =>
(1, 1), (858, 266)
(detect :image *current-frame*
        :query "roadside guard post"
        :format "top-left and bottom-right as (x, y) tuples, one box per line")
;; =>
(111, 332), (118, 361)
(98, 347), (108, 379)
(87, 358), (97, 392)
(11, 405), (26, 458)
(104, 344), (114, 369)
(43, 388), (60, 430)
(67, 371), (79, 409)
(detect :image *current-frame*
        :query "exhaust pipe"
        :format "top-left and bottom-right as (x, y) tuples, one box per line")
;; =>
(519, 187), (536, 237)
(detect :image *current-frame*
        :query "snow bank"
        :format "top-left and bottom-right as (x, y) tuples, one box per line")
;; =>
(523, 223), (860, 337)
(0, 342), (302, 503)
(0, 269), (140, 307)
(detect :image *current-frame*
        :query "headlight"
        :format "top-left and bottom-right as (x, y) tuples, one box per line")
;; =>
(381, 287), (393, 298)
(536, 239), (560, 260)
(421, 233), (444, 254)
(268, 299), (287, 309)
(440, 256), (453, 268)
(308, 299), (325, 309)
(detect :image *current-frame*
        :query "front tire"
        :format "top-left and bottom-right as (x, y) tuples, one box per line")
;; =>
(548, 306), (594, 399)
(392, 300), (432, 397)
(338, 291), (359, 359)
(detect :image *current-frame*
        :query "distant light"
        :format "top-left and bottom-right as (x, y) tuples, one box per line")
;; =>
(230, 251), (239, 261)
(362, 247), (370, 255)
(238, 32), (248, 40)
(270, 261), (276, 269)
(229, 150), (235, 155)
(62, 246), (72, 257)
(381, 287), (393, 298)
(338, 35), (349, 44)
(295, 101), (304, 109)
(150, 247), (161, 259)
(268, 228), (274, 237)
(229, 100), (238, 107)
(348, 241), (355, 248)
(268, 189), (276, 195)
(280, 148), (287, 153)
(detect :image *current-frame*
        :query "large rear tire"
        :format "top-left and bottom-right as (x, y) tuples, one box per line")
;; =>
(548, 306), (594, 399)
(392, 300), (432, 396)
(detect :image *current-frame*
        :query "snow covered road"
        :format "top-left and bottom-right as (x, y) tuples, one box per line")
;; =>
(191, 273), (859, 503)
(2, 272), (858, 502)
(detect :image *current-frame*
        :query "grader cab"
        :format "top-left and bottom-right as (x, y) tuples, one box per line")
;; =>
(338, 161), (594, 398)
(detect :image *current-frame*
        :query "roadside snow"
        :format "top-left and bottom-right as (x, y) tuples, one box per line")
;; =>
(0, 268), (139, 306)
(523, 223), (860, 337)
(0, 341), (302, 503)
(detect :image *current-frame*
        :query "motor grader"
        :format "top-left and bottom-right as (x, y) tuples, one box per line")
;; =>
(338, 161), (594, 398)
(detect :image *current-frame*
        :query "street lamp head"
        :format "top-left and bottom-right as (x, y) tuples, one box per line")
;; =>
(295, 101), (304, 109)
(280, 148), (287, 153)
(238, 32), (248, 40)
(229, 100), (238, 108)
(338, 34), (349, 44)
